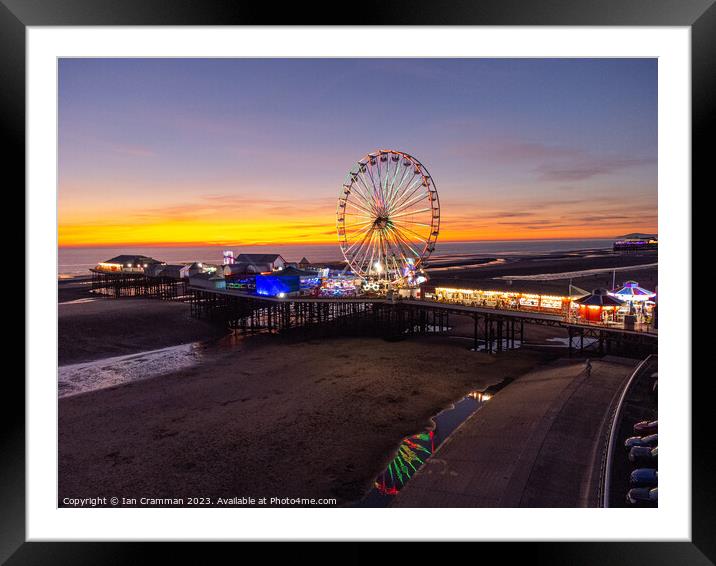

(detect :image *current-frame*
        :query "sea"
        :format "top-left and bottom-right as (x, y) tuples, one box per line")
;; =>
(58, 239), (614, 279)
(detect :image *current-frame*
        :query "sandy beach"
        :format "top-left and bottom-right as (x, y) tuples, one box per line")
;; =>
(59, 297), (227, 365)
(58, 327), (555, 506)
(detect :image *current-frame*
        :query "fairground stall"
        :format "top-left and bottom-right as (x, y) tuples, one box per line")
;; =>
(318, 274), (362, 297)
(608, 280), (656, 324)
(429, 287), (574, 314)
(573, 288), (625, 323)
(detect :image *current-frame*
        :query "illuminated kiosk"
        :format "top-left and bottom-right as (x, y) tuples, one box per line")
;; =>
(573, 288), (625, 323)
(337, 149), (439, 295)
(609, 280), (656, 303)
(431, 287), (574, 313)
(609, 280), (656, 324)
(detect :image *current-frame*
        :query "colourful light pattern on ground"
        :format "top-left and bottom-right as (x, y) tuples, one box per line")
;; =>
(375, 431), (434, 495)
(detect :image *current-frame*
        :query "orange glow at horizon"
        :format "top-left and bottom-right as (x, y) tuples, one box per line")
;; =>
(58, 209), (658, 248)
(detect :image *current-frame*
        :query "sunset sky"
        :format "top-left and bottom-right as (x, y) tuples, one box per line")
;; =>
(58, 58), (657, 248)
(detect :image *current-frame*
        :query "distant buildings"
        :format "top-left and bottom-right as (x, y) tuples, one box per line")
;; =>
(613, 233), (657, 252)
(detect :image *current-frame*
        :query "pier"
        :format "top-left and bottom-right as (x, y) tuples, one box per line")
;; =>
(90, 269), (188, 300)
(186, 287), (657, 356)
(87, 271), (656, 356)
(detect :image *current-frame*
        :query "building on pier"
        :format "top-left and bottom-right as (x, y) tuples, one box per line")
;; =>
(573, 288), (624, 323)
(145, 263), (169, 277)
(256, 267), (322, 297)
(93, 255), (161, 273)
(223, 262), (262, 277)
(189, 271), (226, 290)
(235, 253), (286, 272)
(145, 261), (212, 280)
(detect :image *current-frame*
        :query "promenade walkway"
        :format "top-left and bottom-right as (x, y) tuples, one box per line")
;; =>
(391, 356), (637, 507)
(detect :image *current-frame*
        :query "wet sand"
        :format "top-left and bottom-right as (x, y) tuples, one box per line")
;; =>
(59, 298), (226, 365)
(58, 335), (556, 507)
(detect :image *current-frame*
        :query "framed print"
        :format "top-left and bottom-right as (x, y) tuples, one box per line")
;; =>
(5, 0), (710, 561)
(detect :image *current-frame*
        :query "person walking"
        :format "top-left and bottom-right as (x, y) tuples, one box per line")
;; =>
(585, 358), (592, 378)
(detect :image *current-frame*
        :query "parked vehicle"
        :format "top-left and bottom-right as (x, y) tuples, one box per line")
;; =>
(629, 445), (658, 464)
(633, 420), (658, 435)
(624, 433), (658, 449)
(626, 487), (658, 506)
(630, 468), (658, 487)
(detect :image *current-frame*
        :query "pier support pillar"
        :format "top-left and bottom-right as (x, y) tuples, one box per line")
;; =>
(473, 315), (478, 351)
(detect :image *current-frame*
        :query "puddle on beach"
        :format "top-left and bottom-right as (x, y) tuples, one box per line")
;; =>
(58, 343), (207, 398)
(356, 385), (506, 507)
(469, 338), (523, 352)
(545, 336), (598, 347)
(59, 297), (103, 305)
(58, 335), (247, 398)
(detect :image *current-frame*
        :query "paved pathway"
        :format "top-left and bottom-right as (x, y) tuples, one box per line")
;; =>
(391, 357), (636, 507)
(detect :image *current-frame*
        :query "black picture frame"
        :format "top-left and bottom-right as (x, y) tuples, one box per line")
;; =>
(5, 0), (707, 561)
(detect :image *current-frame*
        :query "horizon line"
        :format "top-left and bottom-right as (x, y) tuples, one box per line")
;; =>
(57, 234), (648, 249)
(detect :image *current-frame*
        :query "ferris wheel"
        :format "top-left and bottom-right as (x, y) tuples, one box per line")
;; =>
(337, 150), (440, 285)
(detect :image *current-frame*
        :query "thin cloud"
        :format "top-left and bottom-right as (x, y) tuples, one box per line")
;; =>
(535, 157), (656, 182)
(454, 140), (580, 163)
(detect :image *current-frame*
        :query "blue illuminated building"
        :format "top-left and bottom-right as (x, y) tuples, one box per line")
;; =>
(255, 267), (323, 297)
(256, 274), (300, 296)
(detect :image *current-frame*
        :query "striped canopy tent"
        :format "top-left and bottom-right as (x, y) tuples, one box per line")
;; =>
(573, 288), (625, 322)
(609, 280), (656, 302)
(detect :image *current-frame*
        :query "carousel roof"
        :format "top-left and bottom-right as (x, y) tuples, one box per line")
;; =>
(609, 280), (655, 301)
(574, 288), (625, 307)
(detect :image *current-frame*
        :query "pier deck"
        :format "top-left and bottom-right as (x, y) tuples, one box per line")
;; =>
(186, 287), (657, 355)
(87, 270), (656, 354)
